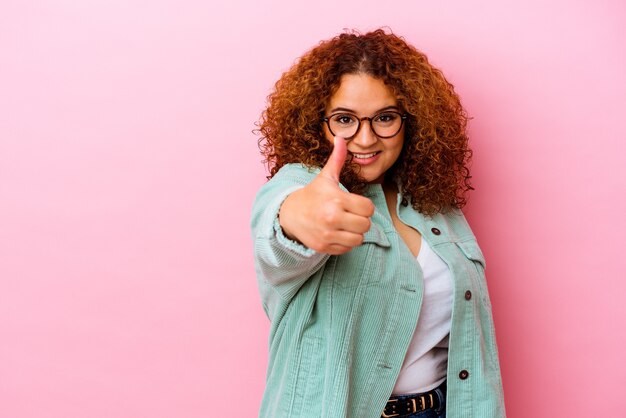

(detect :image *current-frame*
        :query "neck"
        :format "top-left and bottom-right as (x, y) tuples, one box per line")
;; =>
(382, 178), (398, 195)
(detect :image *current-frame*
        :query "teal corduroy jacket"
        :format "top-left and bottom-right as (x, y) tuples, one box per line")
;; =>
(251, 164), (506, 418)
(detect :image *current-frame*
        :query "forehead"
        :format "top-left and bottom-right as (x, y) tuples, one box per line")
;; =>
(327, 73), (397, 114)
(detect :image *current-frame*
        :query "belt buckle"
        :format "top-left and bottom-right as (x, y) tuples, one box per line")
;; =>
(382, 399), (399, 417)
(417, 395), (427, 412)
(383, 392), (434, 417)
(407, 396), (425, 414)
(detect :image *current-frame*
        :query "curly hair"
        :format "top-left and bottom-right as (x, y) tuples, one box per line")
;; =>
(256, 29), (473, 215)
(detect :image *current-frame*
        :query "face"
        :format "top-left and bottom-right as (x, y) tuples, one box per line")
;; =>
(323, 73), (405, 184)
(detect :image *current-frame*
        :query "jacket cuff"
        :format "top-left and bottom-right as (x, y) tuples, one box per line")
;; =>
(272, 215), (317, 257)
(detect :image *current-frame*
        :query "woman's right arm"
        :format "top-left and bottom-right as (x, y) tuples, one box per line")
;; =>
(251, 138), (374, 299)
(251, 164), (331, 301)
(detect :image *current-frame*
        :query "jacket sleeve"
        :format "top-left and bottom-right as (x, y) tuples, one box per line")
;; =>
(250, 164), (331, 303)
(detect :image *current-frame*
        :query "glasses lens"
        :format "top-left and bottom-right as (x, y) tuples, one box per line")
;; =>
(371, 112), (403, 138)
(328, 114), (359, 138)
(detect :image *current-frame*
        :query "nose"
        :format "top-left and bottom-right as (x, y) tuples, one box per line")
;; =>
(351, 119), (378, 147)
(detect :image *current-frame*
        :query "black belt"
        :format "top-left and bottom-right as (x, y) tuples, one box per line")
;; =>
(381, 382), (445, 417)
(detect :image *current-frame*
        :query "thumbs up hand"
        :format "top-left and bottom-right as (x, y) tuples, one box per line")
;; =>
(278, 137), (376, 255)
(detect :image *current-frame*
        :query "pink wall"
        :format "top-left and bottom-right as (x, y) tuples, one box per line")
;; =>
(1, 1), (624, 417)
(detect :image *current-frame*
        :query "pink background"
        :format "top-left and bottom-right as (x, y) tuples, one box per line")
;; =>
(1, 0), (624, 417)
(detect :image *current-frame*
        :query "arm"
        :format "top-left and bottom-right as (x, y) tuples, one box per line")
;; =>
(251, 164), (330, 300)
(251, 137), (374, 300)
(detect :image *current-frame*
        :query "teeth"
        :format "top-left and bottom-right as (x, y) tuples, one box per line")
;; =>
(353, 152), (377, 159)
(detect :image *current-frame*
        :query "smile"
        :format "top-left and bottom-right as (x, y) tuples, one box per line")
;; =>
(351, 151), (380, 159)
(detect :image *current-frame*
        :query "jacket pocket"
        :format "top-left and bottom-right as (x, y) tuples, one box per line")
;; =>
(362, 222), (391, 247)
(331, 222), (389, 290)
(455, 239), (503, 382)
(455, 238), (486, 270)
(455, 239), (491, 309)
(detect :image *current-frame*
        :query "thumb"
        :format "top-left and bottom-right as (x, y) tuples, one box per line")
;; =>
(320, 136), (348, 183)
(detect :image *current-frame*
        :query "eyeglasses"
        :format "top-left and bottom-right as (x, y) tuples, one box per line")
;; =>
(322, 111), (407, 140)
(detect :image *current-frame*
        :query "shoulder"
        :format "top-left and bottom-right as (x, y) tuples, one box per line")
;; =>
(251, 163), (321, 231)
(267, 163), (321, 186)
(253, 163), (320, 204)
(435, 208), (474, 236)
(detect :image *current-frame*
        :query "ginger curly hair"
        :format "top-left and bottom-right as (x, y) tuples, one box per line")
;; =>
(256, 29), (473, 215)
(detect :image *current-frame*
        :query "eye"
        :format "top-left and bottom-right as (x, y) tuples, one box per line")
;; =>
(373, 112), (398, 124)
(330, 114), (357, 125)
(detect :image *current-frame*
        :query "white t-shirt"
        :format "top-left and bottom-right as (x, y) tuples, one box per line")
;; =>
(392, 236), (453, 394)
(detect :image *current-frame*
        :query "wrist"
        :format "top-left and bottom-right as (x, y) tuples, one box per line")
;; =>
(278, 194), (302, 244)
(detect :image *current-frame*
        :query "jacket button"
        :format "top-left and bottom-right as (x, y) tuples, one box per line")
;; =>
(431, 227), (441, 235)
(465, 290), (472, 300)
(459, 370), (469, 380)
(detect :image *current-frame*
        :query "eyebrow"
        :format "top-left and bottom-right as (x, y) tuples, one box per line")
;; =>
(328, 105), (400, 114)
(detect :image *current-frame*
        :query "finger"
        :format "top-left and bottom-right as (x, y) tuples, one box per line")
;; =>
(342, 194), (375, 218)
(324, 243), (355, 255)
(325, 230), (365, 249)
(319, 136), (347, 183)
(335, 212), (371, 235)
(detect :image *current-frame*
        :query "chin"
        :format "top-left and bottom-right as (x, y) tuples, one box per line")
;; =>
(360, 171), (385, 184)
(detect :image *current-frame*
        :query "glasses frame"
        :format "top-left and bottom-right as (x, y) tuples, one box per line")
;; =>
(322, 110), (408, 140)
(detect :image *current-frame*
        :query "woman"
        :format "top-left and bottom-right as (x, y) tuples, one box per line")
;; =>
(251, 29), (505, 418)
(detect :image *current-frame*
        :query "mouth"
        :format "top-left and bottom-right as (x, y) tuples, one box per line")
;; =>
(349, 151), (381, 165)
(350, 151), (380, 159)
